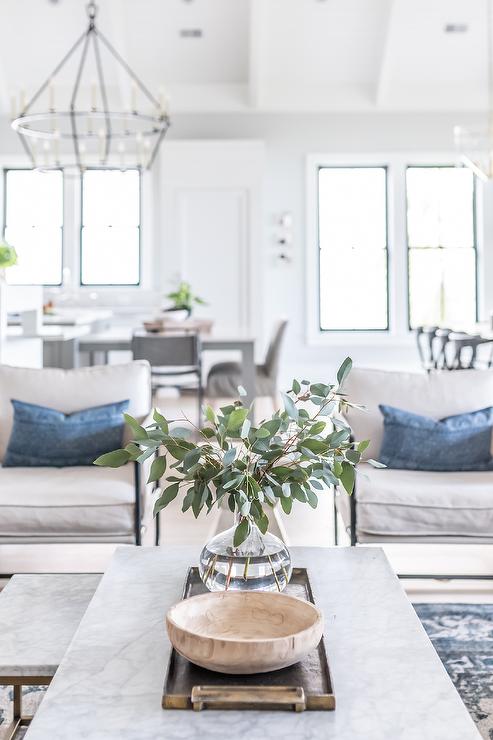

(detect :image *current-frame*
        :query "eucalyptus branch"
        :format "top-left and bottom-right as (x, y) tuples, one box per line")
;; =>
(94, 357), (366, 547)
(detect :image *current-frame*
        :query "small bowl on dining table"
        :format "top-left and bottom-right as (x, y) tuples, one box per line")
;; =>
(166, 590), (324, 674)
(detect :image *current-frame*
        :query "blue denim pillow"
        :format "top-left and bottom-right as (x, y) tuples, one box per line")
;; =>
(378, 404), (493, 472)
(3, 399), (129, 467)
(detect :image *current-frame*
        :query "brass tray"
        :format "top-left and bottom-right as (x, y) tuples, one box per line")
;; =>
(162, 567), (335, 712)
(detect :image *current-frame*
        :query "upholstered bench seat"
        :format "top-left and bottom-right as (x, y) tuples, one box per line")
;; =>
(0, 362), (152, 545)
(337, 464), (493, 543)
(0, 464), (136, 543)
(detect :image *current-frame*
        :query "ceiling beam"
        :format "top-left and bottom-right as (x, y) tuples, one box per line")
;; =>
(375, 0), (398, 107)
(248, 0), (264, 108)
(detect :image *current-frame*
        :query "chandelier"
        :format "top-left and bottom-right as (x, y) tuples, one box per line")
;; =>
(11, 1), (170, 174)
(454, 0), (493, 181)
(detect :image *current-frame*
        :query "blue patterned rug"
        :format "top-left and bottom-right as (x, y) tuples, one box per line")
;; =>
(415, 604), (493, 740)
(0, 605), (492, 738)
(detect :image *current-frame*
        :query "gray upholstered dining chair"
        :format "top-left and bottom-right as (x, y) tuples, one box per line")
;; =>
(131, 332), (202, 421)
(206, 319), (288, 407)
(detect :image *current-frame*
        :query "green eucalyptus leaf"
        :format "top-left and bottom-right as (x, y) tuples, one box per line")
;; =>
(125, 443), (142, 460)
(228, 493), (236, 513)
(153, 482), (179, 515)
(337, 357), (352, 388)
(346, 450), (361, 464)
(310, 382), (331, 397)
(153, 409), (169, 434)
(181, 487), (194, 512)
(255, 510), (269, 534)
(147, 455), (167, 483)
(280, 496), (293, 514)
(204, 405), (216, 424)
(255, 427), (271, 439)
(240, 418), (251, 438)
(357, 439), (370, 453)
(306, 489), (318, 509)
(137, 446), (157, 464)
(227, 407), (249, 431)
(281, 391), (299, 421)
(310, 421), (326, 436)
(124, 414), (148, 440)
(233, 517), (250, 547)
(339, 461), (355, 494)
(93, 448), (130, 467)
(292, 379), (301, 394)
(183, 448), (201, 471)
(223, 447), (236, 466)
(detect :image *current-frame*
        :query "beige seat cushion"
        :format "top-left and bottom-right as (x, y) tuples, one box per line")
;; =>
(0, 361), (151, 462)
(0, 465), (135, 542)
(340, 464), (493, 540)
(343, 367), (493, 461)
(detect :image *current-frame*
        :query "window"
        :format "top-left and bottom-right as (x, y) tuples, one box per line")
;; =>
(317, 166), (388, 331)
(406, 166), (477, 329)
(80, 169), (141, 286)
(4, 169), (63, 285)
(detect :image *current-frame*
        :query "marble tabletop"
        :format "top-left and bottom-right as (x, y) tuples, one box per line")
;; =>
(25, 546), (480, 740)
(0, 574), (100, 677)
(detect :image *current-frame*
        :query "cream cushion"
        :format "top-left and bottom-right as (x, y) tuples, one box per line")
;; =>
(343, 367), (493, 461)
(0, 361), (151, 462)
(343, 464), (493, 540)
(0, 465), (135, 542)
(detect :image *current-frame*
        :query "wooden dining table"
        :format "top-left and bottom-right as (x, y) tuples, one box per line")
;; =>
(41, 326), (257, 406)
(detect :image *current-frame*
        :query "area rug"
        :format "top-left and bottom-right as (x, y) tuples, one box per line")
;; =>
(1, 604), (492, 738)
(414, 604), (493, 740)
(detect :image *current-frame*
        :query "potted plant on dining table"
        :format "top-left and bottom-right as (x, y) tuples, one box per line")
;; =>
(95, 357), (367, 592)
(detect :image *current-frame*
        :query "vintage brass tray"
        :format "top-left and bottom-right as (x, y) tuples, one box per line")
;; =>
(162, 567), (335, 712)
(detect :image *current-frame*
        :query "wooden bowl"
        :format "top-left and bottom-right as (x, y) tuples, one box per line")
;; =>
(166, 591), (324, 674)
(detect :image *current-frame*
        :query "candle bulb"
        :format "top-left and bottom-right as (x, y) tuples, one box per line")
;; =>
(91, 82), (97, 111)
(118, 141), (125, 169)
(159, 86), (170, 117)
(19, 89), (26, 113)
(10, 96), (17, 121)
(98, 128), (106, 163)
(48, 83), (55, 112)
(43, 140), (51, 167)
(53, 129), (60, 164)
(131, 83), (137, 113)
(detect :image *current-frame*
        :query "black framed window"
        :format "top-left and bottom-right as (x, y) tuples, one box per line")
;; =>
(406, 166), (477, 329)
(80, 168), (141, 286)
(3, 168), (63, 285)
(317, 166), (389, 331)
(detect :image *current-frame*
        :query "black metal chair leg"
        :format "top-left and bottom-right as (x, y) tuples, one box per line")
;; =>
(134, 462), (141, 546)
(333, 487), (339, 545)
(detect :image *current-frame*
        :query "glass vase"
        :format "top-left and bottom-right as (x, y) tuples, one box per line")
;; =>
(198, 516), (292, 593)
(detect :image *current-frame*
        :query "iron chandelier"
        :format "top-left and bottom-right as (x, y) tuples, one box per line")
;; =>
(11, 1), (170, 173)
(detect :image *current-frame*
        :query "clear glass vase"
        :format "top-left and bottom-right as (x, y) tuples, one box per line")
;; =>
(198, 517), (292, 593)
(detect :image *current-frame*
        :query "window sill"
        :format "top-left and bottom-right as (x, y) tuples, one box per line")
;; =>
(305, 331), (415, 348)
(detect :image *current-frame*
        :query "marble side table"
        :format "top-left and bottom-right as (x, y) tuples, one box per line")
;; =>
(0, 574), (99, 739)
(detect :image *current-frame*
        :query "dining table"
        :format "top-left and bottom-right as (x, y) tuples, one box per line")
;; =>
(41, 326), (257, 407)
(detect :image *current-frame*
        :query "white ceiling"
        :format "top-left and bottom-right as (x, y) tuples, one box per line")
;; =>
(0, 0), (490, 114)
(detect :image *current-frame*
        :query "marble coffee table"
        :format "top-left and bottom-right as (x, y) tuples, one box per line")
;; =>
(25, 546), (480, 740)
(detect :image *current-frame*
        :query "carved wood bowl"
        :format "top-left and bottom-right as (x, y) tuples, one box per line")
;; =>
(166, 591), (324, 674)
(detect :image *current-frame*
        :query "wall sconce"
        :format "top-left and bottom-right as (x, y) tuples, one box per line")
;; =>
(274, 212), (293, 263)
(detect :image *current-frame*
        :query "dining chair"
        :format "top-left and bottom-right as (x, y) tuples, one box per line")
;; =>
(206, 318), (288, 408)
(131, 332), (203, 423)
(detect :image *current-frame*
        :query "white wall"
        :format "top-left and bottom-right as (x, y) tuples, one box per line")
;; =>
(165, 112), (492, 384)
(1, 111), (491, 385)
